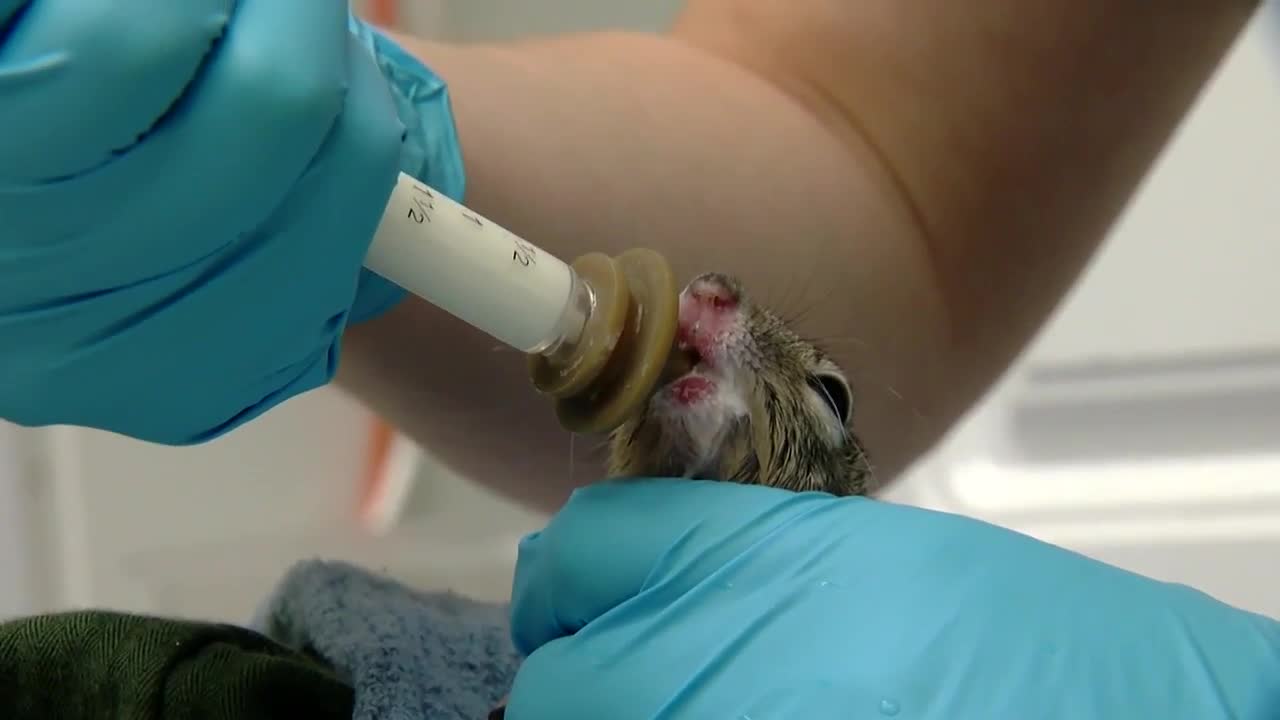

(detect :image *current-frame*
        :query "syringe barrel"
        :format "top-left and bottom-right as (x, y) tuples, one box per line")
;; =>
(364, 172), (590, 355)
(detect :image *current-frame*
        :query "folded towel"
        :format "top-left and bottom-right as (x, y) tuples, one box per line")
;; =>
(0, 609), (354, 720)
(253, 558), (522, 720)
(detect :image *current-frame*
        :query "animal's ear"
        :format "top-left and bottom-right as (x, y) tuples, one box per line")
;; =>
(808, 372), (852, 425)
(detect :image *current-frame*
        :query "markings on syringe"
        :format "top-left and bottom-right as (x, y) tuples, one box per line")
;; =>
(453, 201), (538, 268)
(406, 184), (435, 224)
(457, 205), (537, 267)
(406, 180), (537, 268)
(512, 237), (537, 267)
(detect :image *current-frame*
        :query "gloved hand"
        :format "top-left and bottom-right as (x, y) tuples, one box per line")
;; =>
(0, 1), (463, 443)
(505, 478), (1280, 719)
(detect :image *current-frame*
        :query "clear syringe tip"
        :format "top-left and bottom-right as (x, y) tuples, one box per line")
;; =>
(363, 172), (692, 434)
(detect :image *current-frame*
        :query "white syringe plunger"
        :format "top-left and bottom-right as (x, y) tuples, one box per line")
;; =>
(363, 173), (694, 434)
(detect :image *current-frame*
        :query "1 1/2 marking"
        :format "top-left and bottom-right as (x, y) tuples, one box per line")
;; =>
(512, 237), (537, 267)
(406, 183), (435, 224)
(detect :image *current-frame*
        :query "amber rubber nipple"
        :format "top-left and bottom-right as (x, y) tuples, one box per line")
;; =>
(527, 248), (695, 434)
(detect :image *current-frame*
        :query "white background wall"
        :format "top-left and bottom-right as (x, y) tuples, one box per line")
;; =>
(2, 3), (1278, 623)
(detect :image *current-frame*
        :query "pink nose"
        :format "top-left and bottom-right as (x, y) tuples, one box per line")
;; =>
(686, 273), (739, 310)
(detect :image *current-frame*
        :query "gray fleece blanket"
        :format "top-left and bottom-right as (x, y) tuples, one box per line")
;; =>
(251, 559), (521, 719)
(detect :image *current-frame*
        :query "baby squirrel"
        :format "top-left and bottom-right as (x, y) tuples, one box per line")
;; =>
(607, 271), (872, 496)
(488, 273), (872, 719)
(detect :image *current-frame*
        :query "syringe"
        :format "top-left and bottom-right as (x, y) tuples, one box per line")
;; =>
(363, 172), (695, 434)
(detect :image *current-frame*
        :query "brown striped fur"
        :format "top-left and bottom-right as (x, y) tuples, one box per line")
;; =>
(606, 273), (871, 496)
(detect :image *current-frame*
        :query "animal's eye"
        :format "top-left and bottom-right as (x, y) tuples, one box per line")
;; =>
(807, 372), (852, 424)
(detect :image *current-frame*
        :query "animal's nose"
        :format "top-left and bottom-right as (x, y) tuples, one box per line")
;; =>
(686, 273), (740, 310)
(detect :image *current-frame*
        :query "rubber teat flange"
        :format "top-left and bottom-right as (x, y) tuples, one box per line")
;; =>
(527, 248), (683, 434)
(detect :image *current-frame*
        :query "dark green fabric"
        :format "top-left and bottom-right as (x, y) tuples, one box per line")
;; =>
(0, 610), (354, 720)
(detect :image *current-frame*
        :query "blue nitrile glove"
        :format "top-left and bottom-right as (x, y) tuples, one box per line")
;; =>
(0, 1), (463, 443)
(504, 478), (1280, 719)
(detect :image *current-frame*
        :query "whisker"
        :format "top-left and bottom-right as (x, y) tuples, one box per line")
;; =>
(760, 256), (805, 324)
(793, 333), (929, 422)
(798, 334), (870, 350)
(761, 253), (819, 328)
(777, 234), (843, 326)
(863, 456), (882, 490)
(776, 283), (841, 329)
(568, 432), (576, 486)
(814, 379), (843, 421)
(885, 384), (927, 420)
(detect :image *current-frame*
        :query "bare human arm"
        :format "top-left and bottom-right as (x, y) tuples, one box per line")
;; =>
(336, 1), (1260, 513)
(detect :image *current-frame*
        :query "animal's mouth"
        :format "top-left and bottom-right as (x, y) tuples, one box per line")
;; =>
(677, 338), (704, 366)
(662, 274), (742, 407)
(667, 338), (713, 405)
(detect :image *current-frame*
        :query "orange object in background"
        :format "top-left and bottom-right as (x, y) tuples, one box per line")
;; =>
(361, 420), (395, 516)
(359, 416), (423, 535)
(366, 0), (399, 26)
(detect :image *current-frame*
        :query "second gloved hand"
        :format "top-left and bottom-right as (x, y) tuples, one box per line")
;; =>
(504, 479), (1280, 719)
(0, 1), (462, 443)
